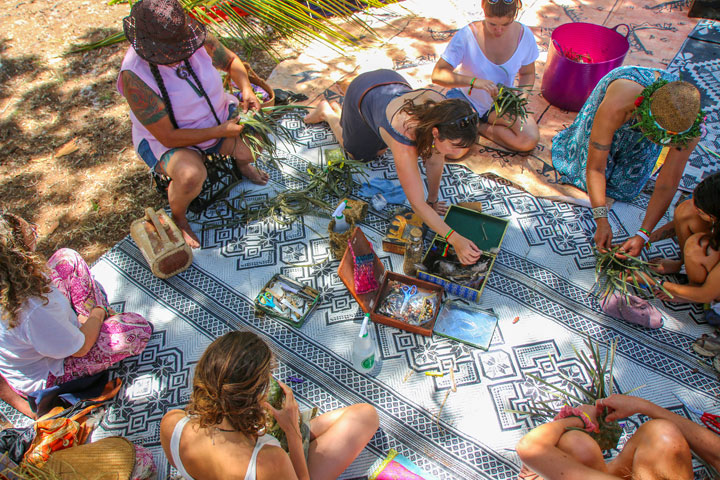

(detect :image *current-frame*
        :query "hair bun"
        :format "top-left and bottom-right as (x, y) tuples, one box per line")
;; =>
(650, 81), (701, 134)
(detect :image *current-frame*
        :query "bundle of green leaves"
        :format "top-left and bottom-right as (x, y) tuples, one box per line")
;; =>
(492, 84), (531, 128)
(592, 246), (673, 303)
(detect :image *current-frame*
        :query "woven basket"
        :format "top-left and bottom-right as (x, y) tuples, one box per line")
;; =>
(338, 199), (368, 225)
(328, 219), (355, 260)
(42, 437), (135, 480)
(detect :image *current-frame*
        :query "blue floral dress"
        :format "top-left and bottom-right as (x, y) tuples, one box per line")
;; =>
(551, 66), (678, 202)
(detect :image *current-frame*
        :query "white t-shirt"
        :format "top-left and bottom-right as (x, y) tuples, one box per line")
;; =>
(441, 22), (539, 115)
(0, 285), (85, 393)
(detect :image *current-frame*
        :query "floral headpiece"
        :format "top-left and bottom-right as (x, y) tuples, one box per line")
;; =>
(633, 79), (705, 147)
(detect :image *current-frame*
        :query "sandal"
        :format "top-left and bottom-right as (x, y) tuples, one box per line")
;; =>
(692, 333), (720, 357)
(601, 292), (664, 329)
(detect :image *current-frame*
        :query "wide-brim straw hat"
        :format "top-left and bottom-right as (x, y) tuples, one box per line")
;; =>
(41, 437), (136, 480)
(123, 0), (206, 65)
(650, 81), (701, 134)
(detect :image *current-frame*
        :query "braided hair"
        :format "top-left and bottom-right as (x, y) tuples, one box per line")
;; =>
(149, 59), (221, 130)
(694, 171), (720, 250)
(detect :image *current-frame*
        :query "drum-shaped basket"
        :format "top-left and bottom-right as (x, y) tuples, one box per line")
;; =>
(541, 23), (629, 112)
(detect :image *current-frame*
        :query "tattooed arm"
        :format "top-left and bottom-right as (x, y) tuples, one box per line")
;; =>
(585, 79), (645, 252)
(120, 70), (245, 148)
(204, 34), (259, 112)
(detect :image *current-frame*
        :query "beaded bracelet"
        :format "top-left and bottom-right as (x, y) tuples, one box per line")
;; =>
(591, 206), (608, 219)
(468, 77), (477, 96)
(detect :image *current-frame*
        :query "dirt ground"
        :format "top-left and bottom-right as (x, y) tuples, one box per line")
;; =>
(0, 0), (284, 263)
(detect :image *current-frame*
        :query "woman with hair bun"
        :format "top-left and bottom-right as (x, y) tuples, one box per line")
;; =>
(0, 212), (152, 414)
(160, 331), (379, 480)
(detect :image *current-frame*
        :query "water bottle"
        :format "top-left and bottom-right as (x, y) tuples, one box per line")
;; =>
(332, 200), (350, 233)
(352, 314), (376, 372)
(371, 193), (387, 211)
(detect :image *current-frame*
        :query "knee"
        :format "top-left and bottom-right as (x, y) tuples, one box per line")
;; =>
(514, 128), (539, 153)
(674, 199), (696, 222)
(354, 403), (379, 433)
(556, 430), (604, 468)
(171, 163), (206, 191)
(636, 419), (691, 460)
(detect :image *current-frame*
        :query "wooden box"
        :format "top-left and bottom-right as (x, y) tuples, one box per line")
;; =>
(130, 208), (193, 279)
(338, 227), (443, 336)
(382, 211), (424, 255)
(417, 205), (508, 302)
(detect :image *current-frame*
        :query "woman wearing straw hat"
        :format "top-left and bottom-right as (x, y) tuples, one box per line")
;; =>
(118, 0), (269, 249)
(552, 66), (704, 258)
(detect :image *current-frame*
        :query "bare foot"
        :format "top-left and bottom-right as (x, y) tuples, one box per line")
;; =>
(174, 217), (201, 249)
(303, 100), (336, 124)
(649, 258), (683, 274)
(239, 163), (270, 185)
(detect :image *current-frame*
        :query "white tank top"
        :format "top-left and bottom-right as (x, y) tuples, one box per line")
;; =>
(169, 416), (282, 480)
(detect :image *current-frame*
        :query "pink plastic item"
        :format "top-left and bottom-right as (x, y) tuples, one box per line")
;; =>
(541, 23), (630, 112)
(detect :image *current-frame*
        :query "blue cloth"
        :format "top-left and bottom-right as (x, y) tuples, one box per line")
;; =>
(551, 66), (678, 202)
(359, 178), (407, 204)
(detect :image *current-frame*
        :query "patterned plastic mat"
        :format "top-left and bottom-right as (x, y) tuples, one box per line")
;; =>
(3, 112), (716, 478)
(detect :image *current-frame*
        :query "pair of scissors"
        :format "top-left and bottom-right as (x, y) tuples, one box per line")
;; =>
(258, 292), (276, 309)
(674, 394), (720, 434)
(399, 285), (418, 313)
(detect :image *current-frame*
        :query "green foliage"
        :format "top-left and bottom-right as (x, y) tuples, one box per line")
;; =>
(592, 246), (673, 303)
(492, 84), (531, 128)
(70, 0), (398, 56)
(506, 334), (644, 451)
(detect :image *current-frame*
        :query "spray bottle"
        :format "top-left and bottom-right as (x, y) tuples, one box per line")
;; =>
(352, 313), (376, 372)
(332, 200), (350, 233)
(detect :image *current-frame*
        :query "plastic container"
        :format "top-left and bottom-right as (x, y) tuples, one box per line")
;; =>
(352, 314), (376, 372)
(371, 193), (388, 211)
(403, 227), (424, 276)
(541, 23), (630, 112)
(332, 200), (350, 233)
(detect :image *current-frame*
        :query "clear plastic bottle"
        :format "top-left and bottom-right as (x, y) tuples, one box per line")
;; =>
(352, 314), (376, 372)
(371, 193), (387, 211)
(332, 200), (350, 233)
(403, 227), (424, 276)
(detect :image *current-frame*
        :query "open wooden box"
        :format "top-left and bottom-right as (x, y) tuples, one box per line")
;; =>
(338, 227), (443, 336)
(418, 205), (509, 302)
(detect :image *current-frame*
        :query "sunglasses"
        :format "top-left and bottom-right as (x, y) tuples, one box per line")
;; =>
(487, 0), (515, 4)
(439, 112), (479, 129)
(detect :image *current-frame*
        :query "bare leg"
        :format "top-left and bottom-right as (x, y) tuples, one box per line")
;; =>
(303, 100), (345, 149)
(160, 149), (207, 249)
(219, 136), (269, 185)
(0, 375), (35, 419)
(307, 403), (379, 480)
(556, 430), (608, 473)
(607, 419), (692, 480)
(478, 111), (539, 153)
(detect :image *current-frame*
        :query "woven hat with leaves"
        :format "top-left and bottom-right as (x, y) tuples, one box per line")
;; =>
(634, 80), (704, 147)
(123, 0), (207, 65)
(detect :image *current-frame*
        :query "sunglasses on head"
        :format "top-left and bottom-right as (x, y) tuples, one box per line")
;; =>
(487, 0), (515, 4)
(439, 112), (479, 129)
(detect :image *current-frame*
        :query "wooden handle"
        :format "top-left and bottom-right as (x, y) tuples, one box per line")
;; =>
(145, 208), (171, 246)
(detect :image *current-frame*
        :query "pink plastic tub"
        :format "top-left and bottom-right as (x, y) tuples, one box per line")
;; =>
(541, 23), (630, 112)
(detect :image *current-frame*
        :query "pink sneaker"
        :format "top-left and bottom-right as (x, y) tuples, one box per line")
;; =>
(601, 292), (664, 329)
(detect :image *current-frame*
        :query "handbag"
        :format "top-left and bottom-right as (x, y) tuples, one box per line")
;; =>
(348, 238), (379, 294)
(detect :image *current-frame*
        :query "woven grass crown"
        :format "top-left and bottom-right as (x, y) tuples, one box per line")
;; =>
(650, 81), (701, 134)
(123, 0), (206, 65)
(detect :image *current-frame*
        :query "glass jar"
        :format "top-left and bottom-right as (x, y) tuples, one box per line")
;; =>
(403, 227), (424, 276)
